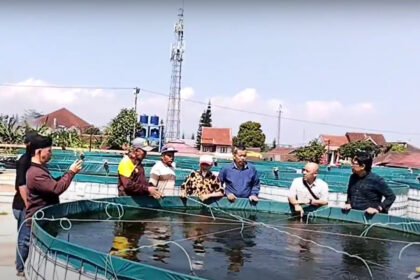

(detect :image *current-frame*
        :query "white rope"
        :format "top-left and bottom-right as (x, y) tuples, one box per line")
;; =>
(59, 218), (72, 231)
(185, 198), (375, 279)
(19, 200), (420, 280)
(259, 222), (373, 279)
(360, 222), (420, 237)
(267, 224), (415, 245)
(398, 242), (420, 260)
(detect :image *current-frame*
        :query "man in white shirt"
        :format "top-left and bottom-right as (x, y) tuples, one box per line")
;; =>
(288, 162), (329, 217)
(149, 145), (177, 196)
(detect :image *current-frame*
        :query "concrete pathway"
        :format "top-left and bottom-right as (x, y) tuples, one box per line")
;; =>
(0, 201), (21, 279)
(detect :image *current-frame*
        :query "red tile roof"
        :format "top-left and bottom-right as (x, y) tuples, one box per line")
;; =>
(265, 147), (296, 155)
(34, 108), (91, 130)
(165, 141), (199, 154)
(374, 152), (420, 168)
(201, 127), (232, 146)
(319, 135), (348, 149)
(346, 132), (387, 146)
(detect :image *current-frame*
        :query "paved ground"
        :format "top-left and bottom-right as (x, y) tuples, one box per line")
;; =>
(0, 170), (23, 279)
(0, 202), (21, 279)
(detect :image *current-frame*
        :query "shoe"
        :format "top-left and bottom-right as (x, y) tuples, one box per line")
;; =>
(16, 271), (25, 277)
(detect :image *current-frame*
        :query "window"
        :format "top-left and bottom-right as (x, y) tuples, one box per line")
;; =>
(219, 146), (228, 153)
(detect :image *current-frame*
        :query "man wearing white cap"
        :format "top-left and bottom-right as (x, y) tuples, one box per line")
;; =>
(149, 145), (178, 196)
(118, 137), (161, 198)
(181, 155), (224, 201)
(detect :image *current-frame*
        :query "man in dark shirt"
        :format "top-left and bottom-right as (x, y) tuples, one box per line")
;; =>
(17, 135), (82, 275)
(117, 137), (160, 198)
(343, 152), (395, 215)
(218, 146), (260, 202)
(12, 132), (37, 276)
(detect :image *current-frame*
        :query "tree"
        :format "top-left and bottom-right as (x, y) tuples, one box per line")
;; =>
(22, 109), (43, 121)
(0, 114), (23, 144)
(85, 126), (101, 135)
(234, 121), (266, 150)
(338, 140), (381, 159)
(191, 133), (195, 140)
(384, 143), (407, 153)
(272, 138), (277, 149)
(51, 128), (82, 150)
(295, 139), (326, 163)
(105, 108), (141, 149)
(195, 101), (212, 149)
(22, 121), (49, 136)
(182, 132), (185, 139)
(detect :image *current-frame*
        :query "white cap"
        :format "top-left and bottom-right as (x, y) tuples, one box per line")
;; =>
(199, 155), (213, 165)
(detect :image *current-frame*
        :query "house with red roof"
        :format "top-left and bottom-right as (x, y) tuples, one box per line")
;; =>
(345, 132), (387, 146)
(32, 108), (92, 132)
(264, 147), (297, 162)
(200, 127), (232, 154)
(319, 134), (349, 165)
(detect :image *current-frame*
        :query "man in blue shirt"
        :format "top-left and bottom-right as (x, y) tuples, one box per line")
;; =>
(218, 146), (260, 202)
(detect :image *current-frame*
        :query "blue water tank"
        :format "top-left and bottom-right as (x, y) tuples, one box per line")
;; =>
(139, 128), (147, 138)
(140, 115), (149, 124)
(150, 128), (159, 138)
(150, 115), (159, 125)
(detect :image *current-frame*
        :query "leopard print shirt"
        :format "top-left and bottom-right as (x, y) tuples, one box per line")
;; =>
(181, 170), (224, 196)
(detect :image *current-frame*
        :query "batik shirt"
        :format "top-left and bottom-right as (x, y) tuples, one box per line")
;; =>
(181, 170), (224, 196)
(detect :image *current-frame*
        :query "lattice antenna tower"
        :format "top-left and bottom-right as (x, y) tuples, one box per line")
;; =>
(165, 8), (185, 141)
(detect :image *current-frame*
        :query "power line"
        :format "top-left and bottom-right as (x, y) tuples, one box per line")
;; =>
(1, 83), (419, 136)
(0, 84), (134, 90)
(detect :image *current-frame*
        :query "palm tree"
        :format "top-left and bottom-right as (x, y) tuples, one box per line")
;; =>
(0, 115), (23, 144)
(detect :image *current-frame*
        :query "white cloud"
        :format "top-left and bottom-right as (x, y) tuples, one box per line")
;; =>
(305, 100), (343, 120)
(3, 79), (400, 146)
(232, 88), (258, 104)
(180, 87), (195, 99)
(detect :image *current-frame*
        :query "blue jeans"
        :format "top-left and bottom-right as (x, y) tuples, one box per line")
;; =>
(13, 208), (30, 272)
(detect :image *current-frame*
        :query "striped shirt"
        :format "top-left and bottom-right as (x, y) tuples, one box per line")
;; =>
(149, 160), (176, 194)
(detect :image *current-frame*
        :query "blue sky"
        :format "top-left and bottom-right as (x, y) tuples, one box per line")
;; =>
(1, 0), (419, 146)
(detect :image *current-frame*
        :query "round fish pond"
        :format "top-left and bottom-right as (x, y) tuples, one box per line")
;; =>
(28, 197), (420, 280)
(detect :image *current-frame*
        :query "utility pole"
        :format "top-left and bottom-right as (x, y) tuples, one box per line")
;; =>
(133, 87), (140, 139)
(276, 104), (282, 148)
(165, 8), (185, 141)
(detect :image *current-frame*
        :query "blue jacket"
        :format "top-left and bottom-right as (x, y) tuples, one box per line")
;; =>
(218, 162), (260, 198)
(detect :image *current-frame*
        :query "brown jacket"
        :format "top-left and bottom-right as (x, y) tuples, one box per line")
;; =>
(118, 164), (150, 196)
(26, 163), (75, 223)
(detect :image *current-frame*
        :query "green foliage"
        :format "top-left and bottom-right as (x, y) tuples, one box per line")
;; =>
(22, 121), (50, 136)
(272, 138), (277, 149)
(51, 129), (82, 150)
(22, 109), (43, 121)
(295, 139), (326, 163)
(191, 133), (195, 140)
(0, 115), (23, 144)
(105, 108), (141, 149)
(384, 143), (407, 153)
(195, 101), (212, 149)
(84, 126), (101, 135)
(234, 121), (266, 150)
(338, 140), (381, 159)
